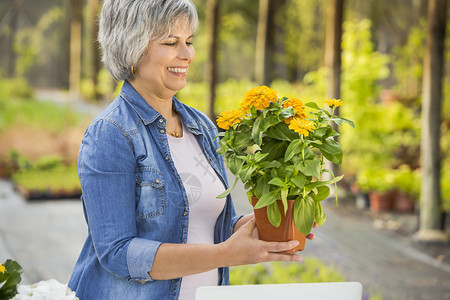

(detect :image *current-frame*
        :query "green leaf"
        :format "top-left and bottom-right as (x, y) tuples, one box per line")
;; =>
(268, 177), (285, 187)
(252, 117), (262, 146)
(315, 138), (342, 155)
(260, 114), (281, 131)
(279, 107), (295, 120)
(254, 190), (279, 209)
(293, 196), (315, 235)
(225, 154), (244, 176)
(305, 102), (321, 110)
(313, 127), (328, 139)
(232, 132), (253, 149)
(299, 159), (321, 178)
(254, 152), (270, 162)
(259, 161), (282, 169)
(0, 259), (23, 299)
(267, 202), (281, 228)
(281, 188), (289, 215)
(261, 140), (289, 161)
(284, 139), (305, 162)
(216, 176), (239, 198)
(315, 202), (327, 226)
(338, 116), (355, 128)
(265, 123), (299, 142)
(239, 164), (258, 183)
(254, 176), (270, 199)
(290, 174), (307, 188)
(305, 175), (344, 191)
(310, 186), (331, 202)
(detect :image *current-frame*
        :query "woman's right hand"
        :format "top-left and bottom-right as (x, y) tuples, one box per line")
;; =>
(221, 218), (302, 266)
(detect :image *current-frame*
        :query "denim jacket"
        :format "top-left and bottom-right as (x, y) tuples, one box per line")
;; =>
(68, 81), (241, 299)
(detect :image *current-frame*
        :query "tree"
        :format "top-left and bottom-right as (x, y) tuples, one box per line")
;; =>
(69, 0), (82, 98)
(324, 0), (345, 179)
(416, 0), (448, 243)
(255, 0), (274, 85)
(205, 0), (220, 119)
(88, 0), (101, 100)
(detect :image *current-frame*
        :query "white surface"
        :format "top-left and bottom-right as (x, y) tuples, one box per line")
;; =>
(195, 282), (363, 300)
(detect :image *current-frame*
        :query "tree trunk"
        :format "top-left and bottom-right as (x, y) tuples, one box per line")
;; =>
(88, 0), (101, 100)
(70, 0), (83, 99)
(416, 0), (448, 243)
(255, 0), (274, 85)
(205, 0), (220, 120)
(324, 0), (344, 180)
(7, 0), (20, 78)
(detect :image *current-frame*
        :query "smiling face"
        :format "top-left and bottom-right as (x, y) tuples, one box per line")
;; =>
(131, 20), (195, 101)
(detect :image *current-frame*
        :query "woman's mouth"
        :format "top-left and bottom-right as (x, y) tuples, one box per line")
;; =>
(167, 67), (188, 76)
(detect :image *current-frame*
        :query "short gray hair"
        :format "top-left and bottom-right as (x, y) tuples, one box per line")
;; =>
(98, 0), (198, 81)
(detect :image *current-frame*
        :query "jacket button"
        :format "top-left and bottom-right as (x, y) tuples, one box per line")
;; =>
(160, 129), (165, 134)
(159, 119), (164, 123)
(155, 179), (160, 184)
(165, 155), (170, 160)
(183, 211), (188, 216)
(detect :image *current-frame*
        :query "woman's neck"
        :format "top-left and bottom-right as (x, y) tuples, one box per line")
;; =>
(129, 80), (175, 120)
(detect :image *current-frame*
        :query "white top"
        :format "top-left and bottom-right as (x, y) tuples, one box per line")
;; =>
(167, 124), (226, 300)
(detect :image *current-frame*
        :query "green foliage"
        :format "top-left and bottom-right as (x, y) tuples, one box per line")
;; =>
(0, 73), (34, 102)
(391, 20), (426, 102)
(216, 87), (353, 234)
(230, 259), (345, 285)
(277, 0), (326, 81)
(0, 96), (82, 133)
(12, 157), (80, 195)
(14, 6), (65, 77)
(0, 259), (23, 300)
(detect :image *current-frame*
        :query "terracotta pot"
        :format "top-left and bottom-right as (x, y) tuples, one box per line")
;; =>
(369, 190), (395, 212)
(251, 197), (306, 254)
(393, 191), (415, 213)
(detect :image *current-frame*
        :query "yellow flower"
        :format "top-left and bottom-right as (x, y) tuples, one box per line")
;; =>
(217, 110), (245, 130)
(283, 97), (306, 124)
(240, 86), (278, 112)
(324, 98), (343, 108)
(288, 118), (316, 136)
(0, 263), (5, 273)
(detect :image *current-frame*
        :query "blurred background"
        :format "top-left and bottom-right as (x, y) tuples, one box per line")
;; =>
(0, 0), (449, 299)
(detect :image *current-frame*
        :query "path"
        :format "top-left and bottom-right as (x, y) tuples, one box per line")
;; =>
(1, 177), (449, 300)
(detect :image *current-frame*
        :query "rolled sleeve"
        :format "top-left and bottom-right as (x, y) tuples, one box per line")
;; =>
(126, 238), (162, 281)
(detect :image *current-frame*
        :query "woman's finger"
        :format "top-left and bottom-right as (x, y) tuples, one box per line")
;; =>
(263, 240), (299, 253)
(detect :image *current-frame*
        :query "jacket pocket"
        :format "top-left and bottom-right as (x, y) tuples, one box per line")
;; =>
(135, 169), (165, 218)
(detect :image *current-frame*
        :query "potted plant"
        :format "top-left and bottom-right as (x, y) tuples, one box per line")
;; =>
(216, 86), (354, 252)
(356, 167), (396, 212)
(392, 165), (420, 213)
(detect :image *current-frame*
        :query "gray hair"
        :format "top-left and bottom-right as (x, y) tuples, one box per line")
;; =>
(98, 0), (198, 81)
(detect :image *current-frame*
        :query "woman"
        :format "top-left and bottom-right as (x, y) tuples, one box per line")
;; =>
(68, 0), (315, 299)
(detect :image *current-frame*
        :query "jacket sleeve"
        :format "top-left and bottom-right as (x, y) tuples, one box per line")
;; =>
(78, 119), (161, 282)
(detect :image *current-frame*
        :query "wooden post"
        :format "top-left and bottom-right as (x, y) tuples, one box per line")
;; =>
(323, 0), (344, 181)
(70, 0), (83, 99)
(416, 0), (448, 243)
(205, 0), (219, 120)
(255, 0), (273, 85)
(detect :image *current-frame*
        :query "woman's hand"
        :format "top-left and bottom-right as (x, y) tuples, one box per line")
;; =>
(222, 218), (302, 266)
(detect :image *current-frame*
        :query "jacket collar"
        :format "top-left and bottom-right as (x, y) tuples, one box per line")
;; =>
(119, 81), (200, 133)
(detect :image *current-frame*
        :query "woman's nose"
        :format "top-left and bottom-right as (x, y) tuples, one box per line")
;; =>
(178, 44), (195, 61)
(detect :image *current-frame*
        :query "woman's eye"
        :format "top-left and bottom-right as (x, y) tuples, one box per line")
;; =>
(186, 41), (193, 46)
(164, 42), (176, 46)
